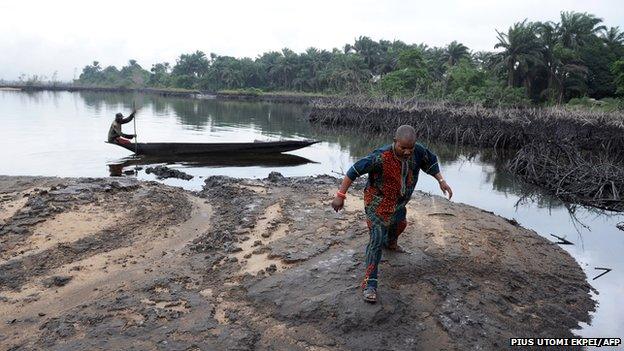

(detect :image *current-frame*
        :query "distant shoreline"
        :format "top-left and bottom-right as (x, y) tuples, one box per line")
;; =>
(0, 84), (207, 98)
(0, 84), (326, 104)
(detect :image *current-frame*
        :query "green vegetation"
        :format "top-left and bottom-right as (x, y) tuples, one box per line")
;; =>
(613, 60), (624, 95)
(77, 59), (149, 88)
(74, 11), (623, 107)
(566, 96), (624, 112)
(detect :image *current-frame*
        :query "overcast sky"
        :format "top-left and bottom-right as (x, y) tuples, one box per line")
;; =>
(1, 0), (622, 81)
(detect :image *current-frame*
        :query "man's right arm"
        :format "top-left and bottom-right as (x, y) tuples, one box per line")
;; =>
(331, 151), (381, 212)
(331, 176), (353, 212)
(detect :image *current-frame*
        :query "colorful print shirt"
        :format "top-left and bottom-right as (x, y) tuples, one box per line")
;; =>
(346, 143), (440, 225)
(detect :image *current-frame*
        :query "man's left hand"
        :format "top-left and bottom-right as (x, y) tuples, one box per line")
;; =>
(440, 180), (453, 200)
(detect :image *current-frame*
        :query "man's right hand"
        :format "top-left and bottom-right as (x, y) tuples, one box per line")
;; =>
(331, 196), (344, 212)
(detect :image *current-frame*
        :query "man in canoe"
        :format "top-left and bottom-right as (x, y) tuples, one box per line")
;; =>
(331, 125), (453, 303)
(107, 110), (137, 145)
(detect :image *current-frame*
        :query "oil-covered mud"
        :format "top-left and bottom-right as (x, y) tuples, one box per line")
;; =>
(0, 174), (595, 350)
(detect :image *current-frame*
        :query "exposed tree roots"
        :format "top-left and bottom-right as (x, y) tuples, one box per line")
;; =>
(308, 96), (624, 212)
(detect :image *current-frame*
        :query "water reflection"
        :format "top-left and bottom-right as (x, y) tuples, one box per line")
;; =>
(79, 91), (139, 113)
(107, 153), (316, 176)
(79, 91), (309, 138)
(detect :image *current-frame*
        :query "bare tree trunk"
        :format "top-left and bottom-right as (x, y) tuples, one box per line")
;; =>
(508, 61), (515, 87)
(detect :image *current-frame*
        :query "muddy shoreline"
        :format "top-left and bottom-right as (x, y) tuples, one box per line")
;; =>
(0, 175), (596, 350)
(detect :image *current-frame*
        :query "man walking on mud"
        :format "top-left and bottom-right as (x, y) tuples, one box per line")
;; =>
(331, 125), (453, 303)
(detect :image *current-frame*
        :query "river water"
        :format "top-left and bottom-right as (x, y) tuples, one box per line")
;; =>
(1, 90), (622, 339)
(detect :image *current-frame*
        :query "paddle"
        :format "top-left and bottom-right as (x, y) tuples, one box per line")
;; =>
(131, 100), (144, 174)
(132, 101), (143, 155)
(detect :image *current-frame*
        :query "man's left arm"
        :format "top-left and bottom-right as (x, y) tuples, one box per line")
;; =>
(432, 172), (453, 200)
(419, 146), (453, 200)
(120, 110), (136, 124)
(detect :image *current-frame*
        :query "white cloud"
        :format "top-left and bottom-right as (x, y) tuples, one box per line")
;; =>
(1, 0), (622, 80)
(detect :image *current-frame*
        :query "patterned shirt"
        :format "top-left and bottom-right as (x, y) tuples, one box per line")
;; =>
(346, 143), (440, 225)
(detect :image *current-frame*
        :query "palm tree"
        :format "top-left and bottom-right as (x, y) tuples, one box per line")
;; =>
(279, 48), (299, 89)
(257, 51), (283, 89)
(375, 40), (409, 75)
(472, 51), (495, 70)
(444, 41), (470, 66)
(494, 20), (544, 88)
(413, 43), (429, 52)
(294, 47), (325, 91)
(375, 40), (393, 75)
(322, 53), (370, 93)
(422, 47), (447, 81)
(601, 26), (624, 47)
(558, 11), (606, 49)
(536, 21), (589, 103)
(352, 36), (382, 73)
(536, 22), (563, 102)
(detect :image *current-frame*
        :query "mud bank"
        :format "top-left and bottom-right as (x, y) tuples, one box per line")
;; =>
(0, 175), (595, 350)
(216, 91), (326, 104)
(307, 97), (624, 152)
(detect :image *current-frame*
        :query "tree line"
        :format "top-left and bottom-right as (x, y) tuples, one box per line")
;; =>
(75, 11), (624, 107)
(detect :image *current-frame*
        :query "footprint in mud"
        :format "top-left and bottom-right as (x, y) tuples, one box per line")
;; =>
(227, 202), (291, 275)
(141, 298), (190, 313)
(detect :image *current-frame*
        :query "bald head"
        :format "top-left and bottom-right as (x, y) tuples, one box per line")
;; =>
(392, 125), (416, 159)
(394, 125), (416, 143)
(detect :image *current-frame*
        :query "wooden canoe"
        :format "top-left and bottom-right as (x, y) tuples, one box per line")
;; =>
(108, 140), (319, 156)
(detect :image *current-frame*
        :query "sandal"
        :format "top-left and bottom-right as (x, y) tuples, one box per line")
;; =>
(362, 286), (377, 303)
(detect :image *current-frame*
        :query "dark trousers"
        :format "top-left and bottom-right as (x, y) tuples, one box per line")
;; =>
(362, 219), (407, 289)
